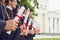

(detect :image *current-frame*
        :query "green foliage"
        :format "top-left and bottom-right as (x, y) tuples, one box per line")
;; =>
(19, 0), (38, 19)
(33, 0), (39, 8)
(20, 0), (38, 12)
(20, 0), (35, 12)
(33, 12), (38, 16)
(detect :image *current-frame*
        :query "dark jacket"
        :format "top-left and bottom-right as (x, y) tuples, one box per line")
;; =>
(14, 16), (26, 40)
(0, 3), (6, 35)
(0, 5), (15, 40)
(0, 20), (6, 34)
(0, 3), (9, 40)
(25, 18), (35, 40)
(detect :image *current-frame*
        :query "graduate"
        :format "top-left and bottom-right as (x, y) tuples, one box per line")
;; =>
(5, 0), (27, 40)
(25, 10), (40, 40)
(0, 0), (19, 40)
(25, 10), (35, 40)
(13, 0), (20, 17)
(12, 1), (22, 40)
(5, 0), (22, 40)
(18, 5), (29, 40)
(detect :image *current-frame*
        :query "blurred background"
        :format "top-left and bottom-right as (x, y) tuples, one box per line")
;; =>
(19, 0), (60, 40)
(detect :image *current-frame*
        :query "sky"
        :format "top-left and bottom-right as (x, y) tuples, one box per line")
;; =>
(34, 0), (60, 13)
(48, 0), (60, 11)
(37, 0), (60, 11)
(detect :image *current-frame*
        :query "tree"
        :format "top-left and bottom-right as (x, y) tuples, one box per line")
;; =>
(19, 0), (39, 19)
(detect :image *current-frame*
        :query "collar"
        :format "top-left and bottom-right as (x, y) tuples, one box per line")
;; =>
(6, 6), (12, 10)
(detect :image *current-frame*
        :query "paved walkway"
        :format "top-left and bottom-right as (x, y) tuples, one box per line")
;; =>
(34, 33), (60, 38)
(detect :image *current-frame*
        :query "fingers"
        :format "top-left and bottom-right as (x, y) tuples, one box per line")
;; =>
(29, 30), (35, 34)
(12, 21), (18, 27)
(14, 20), (19, 24)
(11, 25), (18, 31)
(4, 20), (19, 31)
(11, 20), (19, 31)
(34, 28), (40, 34)
(20, 30), (28, 36)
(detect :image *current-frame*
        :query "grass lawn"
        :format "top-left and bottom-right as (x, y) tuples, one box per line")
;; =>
(34, 38), (60, 40)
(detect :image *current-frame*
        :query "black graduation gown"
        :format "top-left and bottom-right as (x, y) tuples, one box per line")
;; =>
(13, 8), (17, 17)
(14, 16), (26, 40)
(0, 3), (7, 34)
(0, 3), (21, 40)
(6, 7), (21, 40)
(0, 6), (15, 40)
(25, 18), (35, 40)
(12, 8), (21, 40)
(0, 7), (19, 40)
(0, 3), (8, 40)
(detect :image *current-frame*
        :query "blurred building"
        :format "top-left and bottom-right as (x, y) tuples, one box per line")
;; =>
(33, 0), (60, 38)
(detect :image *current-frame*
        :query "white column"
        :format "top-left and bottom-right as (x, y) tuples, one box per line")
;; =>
(53, 18), (58, 33)
(44, 17), (50, 33)
(58, 18), (60, 33)
(49, 17), (54, 33)
(39, 15), (44, 33)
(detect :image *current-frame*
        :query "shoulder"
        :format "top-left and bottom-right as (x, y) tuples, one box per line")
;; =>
(0, 3), (2, 6)
(0, 3), (4, 8)
(6, 8), (11, 11)
(0, 3), (5, 11)
(6, 7), (12, 13)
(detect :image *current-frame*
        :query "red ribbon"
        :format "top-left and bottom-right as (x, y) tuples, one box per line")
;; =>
(16, 14), (22, 18)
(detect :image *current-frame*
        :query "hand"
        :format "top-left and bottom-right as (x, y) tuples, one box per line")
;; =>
(28, 30), (35, 34)
(4, 20), (19, 31)
(34, 28), (40, 34)
(20, 29), (28, 36)
(20, 24), (26, 31)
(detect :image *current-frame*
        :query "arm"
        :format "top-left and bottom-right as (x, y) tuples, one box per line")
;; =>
(0, 3), (6, 34)
(0, 20), (6, 34)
